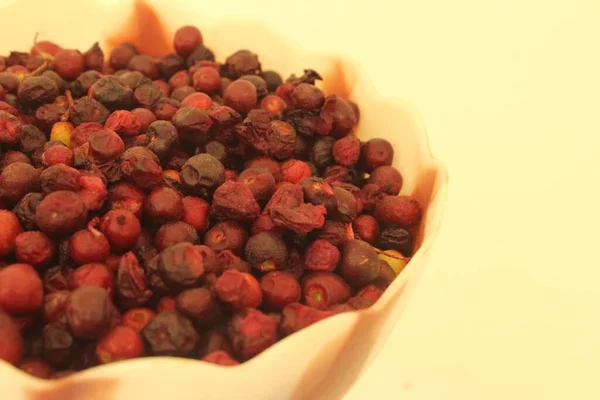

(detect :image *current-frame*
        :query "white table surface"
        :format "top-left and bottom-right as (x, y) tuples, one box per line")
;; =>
(343, 1), (600, 399)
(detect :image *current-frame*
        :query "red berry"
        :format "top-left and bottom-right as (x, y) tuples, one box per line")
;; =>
(0, 310), (24, 365)
(14, 231), (55, 268)
(0, 263), (44, 314)
(96, 326), (144, 364)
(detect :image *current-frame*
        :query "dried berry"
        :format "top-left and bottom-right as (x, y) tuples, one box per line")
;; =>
(245, 232), (288, 272)
(99, 209), (142, 252)
(228, 308), (277, 360)
(378, 225), (413, 256)
(374, 195), (422, 228)
(280, 303), (333, 336)
(116, 252), (152, 308)
(260, 271), (301, 311)
(368, 166), (403, 196)
(156, 242), (205, 289)
(0, 162), (40, 203)
(155, 221), (199, 251)
(0, 263), (44, 314)
(142, 311), (199, 356)
(96, 326), (144, 364)
(177, 287), (220, 326)
(353, 214), (380, 245)
(92, 76), (134, 111)
(304, 239), (341, 272)
(204, 221), (248, 255)
(339, 240), (380, 288)
(14, 231), (55, 268)
(301, 272), (352, 309)
(210, 181), (260, 222)
(36, 191), (88, 236)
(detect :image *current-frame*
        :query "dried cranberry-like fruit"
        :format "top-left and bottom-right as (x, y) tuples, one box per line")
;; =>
(83, 42), (104, 72)
(235, 109), (270, 154)
(14, 231), (55, 268)
(260, 271), (301, 311)
(142, 311), (199, 356)
(215, 270), (262, 310)
(116, 252), (152, 308)
(43, 291), (71, 327)
(237, 168), (276, 204)
(18, 124), (46, 154)
(204, 221), (248, 255)
(41, 145), (74, 167)
(131, 108), (157, 133)
(260, 94), (287, 118)
(210, 180), (260, 222)
(378, 226), (414, 256)
(280, 159), (312, 184)
(174, 26), (203, 57)
(269, 198), (326, 235)
(180, 153), (225, 197)
(301, 177), (336, 212)
(330, 186), (362, 223)
(225, 50), (261, 78)
(12, 192), (42, 231)
(144, 186), (183, 224)
(368, 166), (403, 196)
(69, 96), (110, 126)
(146, 120), (178, 159)
(128, 55), (159, 79)
(245, 232), (288, 272)
(224, 79), (257, 114)
(217, 250), (250, 274)
(319, 95), (357, 138)
(39, 164), (80, 194)
(53, 49), (84, 81)
(77, 174), (108, 212)
(280, 303), (333, 336)
(108, 182), (145, 218)
(133, 82), (163, 108)
(292, 83), (325, 110)
(339, 239), (380, 288)
(92, 76), (134, 111)
(301, 272), (352, 309)
(352, 214), (380, 245)
(181, 196), (210, 234)
(374, 195), (422, 228)
(0, 110), (23, 145)
(267, 120), (296, 160)
(0, 310), (24, 365)
(36, 191), (88, 236)
(88, 129), (125, 163)
(99, 209), (142, 252)
(120, 146), (163, 189)
(176, 287), (220, 326)
(201, 350), (239, 366)
(96, 325), (144, 364)
(69, 263), (114, 295)
(156, 296), (177, 312)
(359, 138), (394, 172)
(0, 263), (43, 314)
(155, 221), (199, 251)
(43, 265), (73, 294)
(66, 287), (113, 339)
(332, 134), (360, 167)
(105, 110), (142, 137)
(70, 122), (103, 147)
(304, 239), (341, 272)
(192, 66), (221, 94)
(18, 76), (59, 109)
(228, 308), (277, 360)
(0, 162), (40, 203)
(109, 43), (138, 70)
(122, 308), (156, 332)
(157, 242), (206, 289)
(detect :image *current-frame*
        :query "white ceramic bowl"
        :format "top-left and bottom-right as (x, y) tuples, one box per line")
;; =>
(0, 1), (448, 398)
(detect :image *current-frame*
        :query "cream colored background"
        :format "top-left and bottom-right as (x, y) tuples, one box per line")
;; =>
(346, 0), (600, 399)
(1, 0), (599, 398)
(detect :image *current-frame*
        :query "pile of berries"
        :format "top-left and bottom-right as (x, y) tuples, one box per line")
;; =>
(0, 25), (422, 378)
